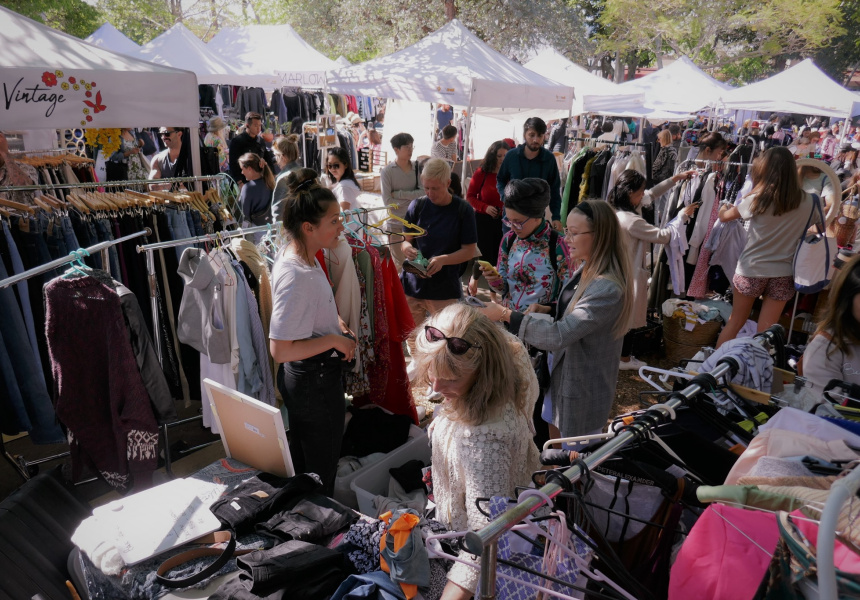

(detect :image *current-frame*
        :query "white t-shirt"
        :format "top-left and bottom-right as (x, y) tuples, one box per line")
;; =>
(332, 179), (362, 210)
(269, 252), (341, 341)
(735, 191), (817, 278)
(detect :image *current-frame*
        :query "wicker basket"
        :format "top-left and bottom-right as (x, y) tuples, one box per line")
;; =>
(835, 201), (859, 248)
(663, 314), (721, 363)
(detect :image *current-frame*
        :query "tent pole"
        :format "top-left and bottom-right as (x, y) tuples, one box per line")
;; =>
(189, 127), (202, 192)
(461, 81), (475, 183)
(840, 113), (850, 146)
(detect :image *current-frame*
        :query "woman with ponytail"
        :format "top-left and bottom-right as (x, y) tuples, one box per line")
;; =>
(238, 152), (276, 226)
(609, 168), (696, 369)
(269, 168), (356, 495)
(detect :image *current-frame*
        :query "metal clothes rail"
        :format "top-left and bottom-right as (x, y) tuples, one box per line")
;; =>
(569, 137), (655, 188)
(461, 336), (772, 597)
(0, 173), (227, 194)
(136, 224), (272, 476)
(0, 229), (152, 481)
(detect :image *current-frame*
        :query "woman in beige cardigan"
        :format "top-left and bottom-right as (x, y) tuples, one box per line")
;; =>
(608, 169), (696, 370)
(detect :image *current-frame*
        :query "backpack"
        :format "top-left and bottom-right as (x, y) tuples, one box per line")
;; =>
(500, 227), (560, 274)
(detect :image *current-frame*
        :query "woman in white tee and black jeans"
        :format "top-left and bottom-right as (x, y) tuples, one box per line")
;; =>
(269, 168), (356, 495)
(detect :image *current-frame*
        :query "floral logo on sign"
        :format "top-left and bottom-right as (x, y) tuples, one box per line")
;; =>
(39, 70), (106, 126)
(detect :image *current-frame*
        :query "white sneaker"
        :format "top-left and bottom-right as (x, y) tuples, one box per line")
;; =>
(416, 406), (427, 421)
(619, 356), (646, 371)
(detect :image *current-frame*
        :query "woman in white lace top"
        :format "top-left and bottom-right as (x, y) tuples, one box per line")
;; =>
(411, 303), (540, 599)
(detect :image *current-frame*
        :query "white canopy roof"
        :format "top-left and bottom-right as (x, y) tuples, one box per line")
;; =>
(717, 59), (860, 119)
(131, 23), (249, 86)
(208, 24), (337, 89)
(327, 20), (573, 111)
(615, 56), (732, 114)
(523, 49), (643, 115)
(84, 22), (140, 57)
(0, 6), (199, 129)
(335, 56), (351, 67)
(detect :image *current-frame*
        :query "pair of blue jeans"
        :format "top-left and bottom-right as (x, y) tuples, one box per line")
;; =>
(0, 252), (64, 444)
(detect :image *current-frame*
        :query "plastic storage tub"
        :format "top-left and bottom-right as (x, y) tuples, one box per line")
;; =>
(350, 427), (431, 516)
(333, 424), (425, 510)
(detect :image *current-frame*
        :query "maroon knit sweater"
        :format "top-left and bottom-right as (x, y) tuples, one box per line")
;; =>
(45, 276), (158, 492)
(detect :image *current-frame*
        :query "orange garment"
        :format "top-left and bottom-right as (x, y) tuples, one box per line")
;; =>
(379, 510), (422, 600)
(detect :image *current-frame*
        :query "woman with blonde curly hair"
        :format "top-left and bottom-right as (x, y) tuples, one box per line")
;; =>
(411, 303), (539, 600)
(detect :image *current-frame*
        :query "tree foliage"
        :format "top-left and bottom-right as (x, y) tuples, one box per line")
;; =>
(254, 0), (592, 64)
(589, 0), (845, 82)
(2, 0), (102, 39)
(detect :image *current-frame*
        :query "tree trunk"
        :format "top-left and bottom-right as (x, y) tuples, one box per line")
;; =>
(655, 35), (663, 69)
(444, 0), (456, 21)
(625, 51), (638, 81)
(209, 0), (218, 30)
(614, 50), (623, 83)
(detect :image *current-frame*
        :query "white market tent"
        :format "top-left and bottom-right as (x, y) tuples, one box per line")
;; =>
(84, 22), (140, 56)
(208, 24), (338, 89)
(0, 6), (201, 167)
(717, 58), (860, 121)
(335, 56), (352, 67)
(594, 56), (732, 116)
(523, 48), (645, 116)
(131, 23), (250, 86)
(328, 20), (574, 171)
(328, 20), (573, 113)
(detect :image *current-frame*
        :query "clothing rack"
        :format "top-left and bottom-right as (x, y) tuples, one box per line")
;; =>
(0, 228), (152, 481)
(462, 330), (779, 596)
(569, 137), (654, 188)
(135, 224), (272, 477)
(0, 173), (226, 194)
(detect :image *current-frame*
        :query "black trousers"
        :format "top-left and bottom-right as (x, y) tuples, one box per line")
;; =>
(278, 360), (345, 497)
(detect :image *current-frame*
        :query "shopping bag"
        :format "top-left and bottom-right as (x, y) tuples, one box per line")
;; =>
(793, 193), (837, 293)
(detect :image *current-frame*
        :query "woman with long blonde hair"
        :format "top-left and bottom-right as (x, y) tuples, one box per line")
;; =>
(480, 199), (632, 441)
(411, 303), (540, 600)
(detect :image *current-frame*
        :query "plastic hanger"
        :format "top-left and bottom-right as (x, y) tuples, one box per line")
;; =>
(61, 248), (91, 279)
(369, 204), (425, 237)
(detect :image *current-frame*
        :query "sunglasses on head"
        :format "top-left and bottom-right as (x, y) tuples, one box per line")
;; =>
(424, 325), (481, 355)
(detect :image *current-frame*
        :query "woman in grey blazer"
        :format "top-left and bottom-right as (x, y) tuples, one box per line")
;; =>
(480, 200), (633, 439)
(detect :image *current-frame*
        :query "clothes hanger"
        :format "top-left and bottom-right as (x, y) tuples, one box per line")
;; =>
(369, 204), (425, 236)
(60, 248), (91, 279)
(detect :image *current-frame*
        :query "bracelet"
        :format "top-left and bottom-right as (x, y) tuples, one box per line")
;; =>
(500, 307), (509, 322)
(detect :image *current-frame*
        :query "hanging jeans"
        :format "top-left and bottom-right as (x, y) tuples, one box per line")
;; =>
(164, 207), (194, 262)
(278, 358), (346, 498)
(0, 256), (64, 443)
(2, 221), (41, 371)
(94, 219), (121, 281)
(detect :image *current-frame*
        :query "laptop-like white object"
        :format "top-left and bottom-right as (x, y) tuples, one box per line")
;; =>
(204, 378), (295, 478)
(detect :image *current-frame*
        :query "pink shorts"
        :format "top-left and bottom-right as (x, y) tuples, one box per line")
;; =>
(732, 274), (796, 302)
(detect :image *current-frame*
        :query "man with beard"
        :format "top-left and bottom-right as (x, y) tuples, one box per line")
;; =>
(496, 118), (562, 231)
(229, 112), (277, 184)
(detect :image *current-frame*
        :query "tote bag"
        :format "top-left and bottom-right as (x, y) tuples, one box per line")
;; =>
(793, 193), (837, 294)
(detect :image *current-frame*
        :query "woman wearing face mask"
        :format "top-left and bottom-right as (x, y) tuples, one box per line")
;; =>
(411, 303), (540, 600)
(269, 169), (356, 496)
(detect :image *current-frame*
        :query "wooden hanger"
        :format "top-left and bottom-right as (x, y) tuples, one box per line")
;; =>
(0, 197), (36, 214)
(40, 194), (65, 210)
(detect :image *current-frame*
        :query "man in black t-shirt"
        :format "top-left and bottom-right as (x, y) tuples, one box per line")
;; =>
(228, 112), (277, 184)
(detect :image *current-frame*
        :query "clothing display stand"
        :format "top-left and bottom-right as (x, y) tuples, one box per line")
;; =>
(136, 223), (272, 477)
(461, 331), (776, 597)
(569, 137), (654, 188)
(0, 228), (151, 481)
(0, 173), (228, 483)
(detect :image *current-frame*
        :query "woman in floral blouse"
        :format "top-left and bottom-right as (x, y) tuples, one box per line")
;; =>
(476, 178), (569, 311)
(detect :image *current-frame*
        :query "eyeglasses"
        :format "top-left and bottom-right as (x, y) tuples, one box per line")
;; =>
(563, 228), (593, 238)
(160, 131), (175, 138)
(502, 216), (532, 231)
(424, 325), (481, 355)
(326, 163), (343, 170)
